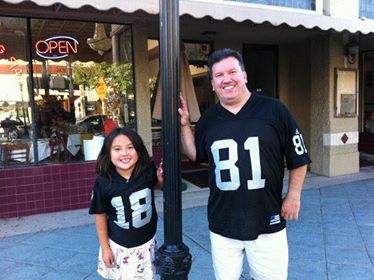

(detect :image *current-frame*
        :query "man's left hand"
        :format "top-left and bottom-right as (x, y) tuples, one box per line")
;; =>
(281, 192), (301, 221)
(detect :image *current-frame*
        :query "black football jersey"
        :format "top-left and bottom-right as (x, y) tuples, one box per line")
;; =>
(195, 92), (311, 240)
(89, 163), (158, 248)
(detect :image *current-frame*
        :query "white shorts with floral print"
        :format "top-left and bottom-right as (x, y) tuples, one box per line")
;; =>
(97, 236), (157, 280)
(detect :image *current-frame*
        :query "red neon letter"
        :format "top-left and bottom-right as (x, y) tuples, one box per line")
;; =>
(58, 41), (67, 54)
(48, 41), (58, 53)
(66, 41), (78, 54)
(0, 45), (5, 54)
(35, 40), (49, 54)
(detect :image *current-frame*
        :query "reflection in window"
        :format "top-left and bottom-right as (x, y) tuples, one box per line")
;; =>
(360, 0), (374, 19)
(0, 17), (30, 166)
(227, 0), (315, 10)
(0, 17), (135, 167)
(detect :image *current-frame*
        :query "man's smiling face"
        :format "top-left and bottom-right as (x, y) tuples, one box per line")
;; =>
(211, 56), (248, 107)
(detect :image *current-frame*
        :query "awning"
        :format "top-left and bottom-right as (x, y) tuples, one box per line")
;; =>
(2, 0), (374, 34)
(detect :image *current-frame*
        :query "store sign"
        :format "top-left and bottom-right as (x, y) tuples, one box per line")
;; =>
(0, 44), (16, 61)
(35, 36), (79, 59)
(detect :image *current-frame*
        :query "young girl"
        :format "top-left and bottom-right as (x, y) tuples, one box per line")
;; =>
(89, 127), (163, 280)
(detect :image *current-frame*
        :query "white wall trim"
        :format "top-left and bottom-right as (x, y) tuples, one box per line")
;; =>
(323, 131), (358, 146)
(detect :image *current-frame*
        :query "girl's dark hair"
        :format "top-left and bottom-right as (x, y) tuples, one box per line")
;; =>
(207, 48), (245, 78)
(96, 127), (151, 179)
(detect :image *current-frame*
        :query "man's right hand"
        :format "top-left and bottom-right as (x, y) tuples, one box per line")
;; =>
(178, 95), (190, 127)
(178, 95), (197, 161)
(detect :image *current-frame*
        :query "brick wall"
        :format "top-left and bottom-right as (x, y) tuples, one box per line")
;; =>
(0, 162), (96, 218)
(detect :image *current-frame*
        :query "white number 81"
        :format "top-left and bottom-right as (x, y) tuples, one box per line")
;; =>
(211, 137), (265, 191)
(292, 134), (307, 155)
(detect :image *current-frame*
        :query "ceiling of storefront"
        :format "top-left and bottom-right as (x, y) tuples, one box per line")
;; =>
(0, 16), (105, 42)
(0, 16), (117, 62)
(31, 19), (93, 42)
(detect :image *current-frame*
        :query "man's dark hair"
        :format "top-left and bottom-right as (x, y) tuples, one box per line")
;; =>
(207, 48), (245, 78)
(96, 127), (151, 179)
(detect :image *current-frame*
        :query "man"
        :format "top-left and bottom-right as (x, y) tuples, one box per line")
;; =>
(179, 48), (311, 280)
(365, 111), (374, 133)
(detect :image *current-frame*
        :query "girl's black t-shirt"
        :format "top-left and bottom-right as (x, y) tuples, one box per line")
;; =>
(89, 163), (158, 248)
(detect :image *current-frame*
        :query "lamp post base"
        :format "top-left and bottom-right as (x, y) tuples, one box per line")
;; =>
(156, 243), (192, 280)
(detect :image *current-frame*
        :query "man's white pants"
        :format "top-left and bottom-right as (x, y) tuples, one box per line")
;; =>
(210, 229), (288, 280)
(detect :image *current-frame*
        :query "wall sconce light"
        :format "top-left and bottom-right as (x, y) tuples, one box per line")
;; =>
(345, 38), (359, 64)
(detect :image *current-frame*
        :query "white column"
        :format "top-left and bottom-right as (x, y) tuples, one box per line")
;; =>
(132, 23), (153, 155)
(310, 33), (359, 176)
(315, 0), (323, 14)
(324, 0), (359, 18)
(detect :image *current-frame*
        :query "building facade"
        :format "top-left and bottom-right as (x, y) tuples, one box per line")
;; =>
(0, 0), (374, 218)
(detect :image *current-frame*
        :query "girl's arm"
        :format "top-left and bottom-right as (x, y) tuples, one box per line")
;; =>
(95, 214), (114, 267)
(155, 161), (164, 189)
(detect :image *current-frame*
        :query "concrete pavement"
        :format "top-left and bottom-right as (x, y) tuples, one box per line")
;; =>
(0, 165), (374, 279)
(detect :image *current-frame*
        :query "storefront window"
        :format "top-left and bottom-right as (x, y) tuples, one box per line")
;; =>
(0, 17), (134, 167)
(0, 17), (30, 166)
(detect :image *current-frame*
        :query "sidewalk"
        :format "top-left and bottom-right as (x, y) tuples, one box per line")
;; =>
(0, 166), (374, 279)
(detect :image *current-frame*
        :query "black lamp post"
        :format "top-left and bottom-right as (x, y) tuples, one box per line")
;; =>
(156, 0), (192, 279)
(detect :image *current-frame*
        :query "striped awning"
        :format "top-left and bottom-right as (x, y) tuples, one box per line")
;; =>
(2, 0), (374, 34)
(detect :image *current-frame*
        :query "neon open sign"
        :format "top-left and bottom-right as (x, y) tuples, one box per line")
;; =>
(35, 35), (79, 59)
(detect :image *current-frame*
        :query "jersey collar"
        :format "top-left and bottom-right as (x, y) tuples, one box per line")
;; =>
(216, 90), (258, 117)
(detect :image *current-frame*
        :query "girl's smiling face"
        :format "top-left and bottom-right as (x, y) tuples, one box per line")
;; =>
(110, 134), (139, 179)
